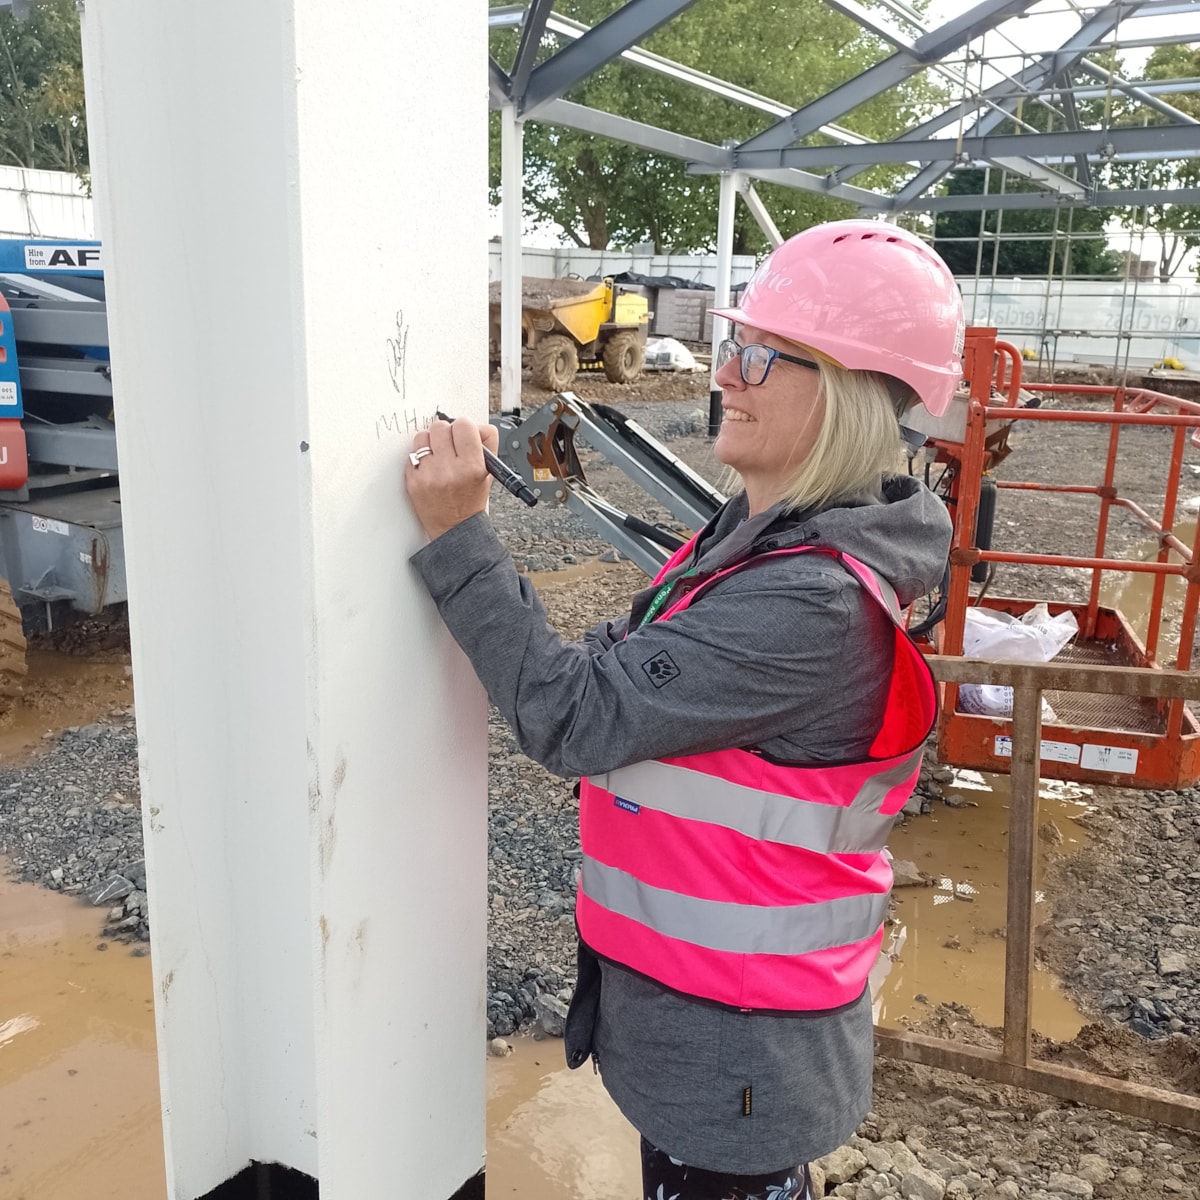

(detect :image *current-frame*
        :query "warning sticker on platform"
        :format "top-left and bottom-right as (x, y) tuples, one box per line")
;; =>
(23, 244), (102, 272)
(0, 381), (16, 406)
(993, 736), (1081, 765)
(31, 515), (68, 536)
(1080, 744), (1139, 774)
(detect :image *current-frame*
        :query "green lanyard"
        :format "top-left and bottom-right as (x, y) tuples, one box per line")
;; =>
(637, 567), (698, 629)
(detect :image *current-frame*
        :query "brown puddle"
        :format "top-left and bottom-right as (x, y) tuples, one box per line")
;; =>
(525, 558), (635, 591)
(1099, 517), (1197, 665)
(0, 768), (1092, 1197)
(0, 872), (162, 1200)
(875, 768), (1091, 1040)
(488, 1040), (641, 1198)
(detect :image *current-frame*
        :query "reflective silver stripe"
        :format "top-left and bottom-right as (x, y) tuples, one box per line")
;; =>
(589, 747), (922, 855)
(869, 573), (902, 621)
(836, 554), (902, 621)
(582, 857), (889, 955)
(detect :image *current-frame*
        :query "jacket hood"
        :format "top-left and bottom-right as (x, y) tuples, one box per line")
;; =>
(692, 475), (951, 607)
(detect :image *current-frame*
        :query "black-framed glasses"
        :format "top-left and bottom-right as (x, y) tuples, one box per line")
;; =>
(714, 339), (821, 386)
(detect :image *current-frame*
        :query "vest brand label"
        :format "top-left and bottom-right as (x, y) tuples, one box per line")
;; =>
(613, 796), (640, 815)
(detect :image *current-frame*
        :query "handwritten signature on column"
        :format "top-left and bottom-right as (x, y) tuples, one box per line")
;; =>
(386, 311), (409, 397)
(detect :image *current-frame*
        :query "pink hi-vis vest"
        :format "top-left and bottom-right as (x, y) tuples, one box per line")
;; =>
(577, 541), (937, 1012)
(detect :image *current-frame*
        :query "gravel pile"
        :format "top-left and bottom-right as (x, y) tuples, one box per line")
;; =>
(812, 1077), (1200, 1200)
(0, 714), (149, 944)
(1041, 787), (1200, 1040)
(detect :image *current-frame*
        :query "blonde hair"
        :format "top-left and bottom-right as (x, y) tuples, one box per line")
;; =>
(723, 354), (913, 514)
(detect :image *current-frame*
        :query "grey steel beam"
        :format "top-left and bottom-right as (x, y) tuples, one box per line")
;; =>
(539, 98), (888, 205)
(538, 98), (727, 166)
(721, 165), (888, 206)
(988, 158), (1085, 197)
(509, 0), (554, 106)
(534, 97), (888, 204)
(1117, 0), (1200, 11)
(732, 123), (1200, 169)
(1074, 32), (1200, 52)
(539, 12), (879, 149)
(896, 186), (1200, 213)
(1078, 60), (1199, 127)
(489, 58), (511, 105)
(874, 5), (1136, 156)
(888, 3), (1136, 205)
(821, 0), (916, 52)
(737, 0), (1041, 154)
(486, 5), (524, 28)
(520, 0), (698, 117)
(1036, 80), (1200, 101)
(1056, 88), (1092, 192)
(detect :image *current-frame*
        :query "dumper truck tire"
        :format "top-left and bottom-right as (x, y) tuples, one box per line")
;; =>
(0, 581), (27, 711)
(602, 331), (644, 384)
(531, 334), (579, 391)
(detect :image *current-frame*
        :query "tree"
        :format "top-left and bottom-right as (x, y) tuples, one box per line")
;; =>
(0, 0), (87, 177)
(490, 0), (941, 252)
(1099, 43), (1200, 282)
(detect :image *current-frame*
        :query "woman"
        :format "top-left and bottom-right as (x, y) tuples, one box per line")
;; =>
(406, 219), (964, 1200)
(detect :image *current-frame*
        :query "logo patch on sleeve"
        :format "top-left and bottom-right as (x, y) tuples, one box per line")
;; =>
(641, 650), (680, 688)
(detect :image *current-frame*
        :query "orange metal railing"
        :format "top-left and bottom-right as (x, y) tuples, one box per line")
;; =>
(922, 327), (1200, 789)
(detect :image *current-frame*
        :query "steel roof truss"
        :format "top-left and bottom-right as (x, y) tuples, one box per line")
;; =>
(737, 0), (1041, 154)
(538, 99), (727, 167)
(520, 0), (698, 117)
(1054, 86), (1092, 192)
(509, 0), (555, 106)
(889, 1), (1136, 205)
(820, 0), (916, 52)
(733, 123), (1200, 170)
(909, 185), (1200, 213)
(1077, 60), (1199, 127)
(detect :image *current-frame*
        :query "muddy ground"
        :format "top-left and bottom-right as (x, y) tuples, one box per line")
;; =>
(4, 362), (1200, 1196)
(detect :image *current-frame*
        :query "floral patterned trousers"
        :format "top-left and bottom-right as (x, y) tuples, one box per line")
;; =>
(640, 1137), (813, 1200)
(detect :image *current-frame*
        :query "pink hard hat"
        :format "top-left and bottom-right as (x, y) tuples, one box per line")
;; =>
(711, 219), (965, 416)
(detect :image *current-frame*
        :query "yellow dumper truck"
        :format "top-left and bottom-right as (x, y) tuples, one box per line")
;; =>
(488, 276), (651, 390)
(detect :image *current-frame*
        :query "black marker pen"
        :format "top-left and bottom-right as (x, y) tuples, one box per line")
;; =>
(435, 411), (538, 508)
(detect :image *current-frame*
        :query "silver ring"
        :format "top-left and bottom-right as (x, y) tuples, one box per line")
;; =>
(409, 447), (433, 467)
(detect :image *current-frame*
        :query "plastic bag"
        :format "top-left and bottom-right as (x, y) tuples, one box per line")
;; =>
(643, 337), (700, 372)
(961, 604), (1078, 662)
(958, 604), (1078, 720)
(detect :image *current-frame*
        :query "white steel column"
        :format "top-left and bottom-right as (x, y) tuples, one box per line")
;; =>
(708, 165), (739, 436)
(500, 105), (524, 416)
(79, 3), (487, 1199)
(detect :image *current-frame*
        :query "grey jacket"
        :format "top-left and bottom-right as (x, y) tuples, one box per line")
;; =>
(411, 474), (952, 1173)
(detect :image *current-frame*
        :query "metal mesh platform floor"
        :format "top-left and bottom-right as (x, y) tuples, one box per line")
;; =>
(1047, 638), (1167, 736)
(956, 636), (1170, 736)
